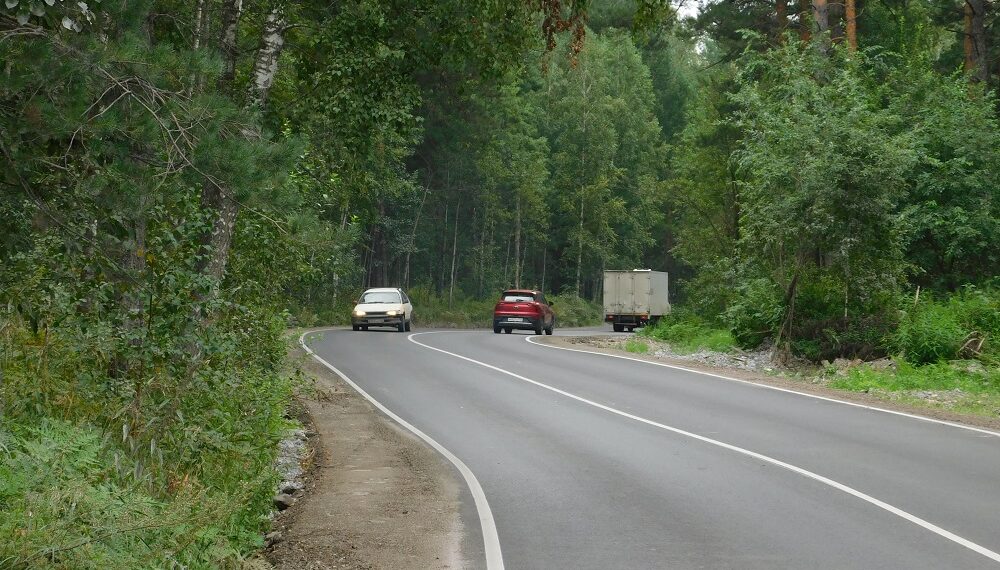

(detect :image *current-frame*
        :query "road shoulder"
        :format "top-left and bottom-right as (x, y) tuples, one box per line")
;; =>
(265, 343), (468, 569)
(538, 335), (1000, 432)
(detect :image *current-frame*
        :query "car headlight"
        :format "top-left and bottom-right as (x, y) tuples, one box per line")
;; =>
(353, 309), (366, 317)
(386, 310), (399, 316)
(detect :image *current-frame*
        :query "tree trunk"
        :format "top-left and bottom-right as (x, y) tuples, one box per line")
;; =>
(575, 191), (584, 297)
(541, 247), (547, 293)
(405, 187), (429, 289)
(777, 0), (788, 42)
(199, 4), (286, 285)
(813, 0), (829, 50)
(449, 201), (460, 308)
(111, 218), (148, 379)
(772, 271), (800, 364)
(965, 0), (989, 82)
(502, 235), (511, 285)
(219, 0), (244, 87)
(514, 194), (521, 288)
(829, 0), (843, 44)
(845, 0), (857, 52)
(200, 183), (239, 282)
(441, 205), (448, 293)
(799, 0), (811, 42)
(247, 7), (286, 110)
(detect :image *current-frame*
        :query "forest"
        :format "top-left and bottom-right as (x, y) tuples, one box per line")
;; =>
(1, 0), (998, 566)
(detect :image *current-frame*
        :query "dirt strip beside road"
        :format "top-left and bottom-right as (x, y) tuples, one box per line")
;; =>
(266, 345), (468, 570)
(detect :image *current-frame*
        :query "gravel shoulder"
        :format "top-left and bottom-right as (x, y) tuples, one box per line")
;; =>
(540, 334), (1000, 432)
(264, 342), (468, 570)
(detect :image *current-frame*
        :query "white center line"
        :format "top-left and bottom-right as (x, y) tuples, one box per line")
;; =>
(409, 331), (1000, 565)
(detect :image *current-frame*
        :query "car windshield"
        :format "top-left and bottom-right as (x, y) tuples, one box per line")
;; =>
(502, 292), (534, 302)
(360, 291), (401, 304)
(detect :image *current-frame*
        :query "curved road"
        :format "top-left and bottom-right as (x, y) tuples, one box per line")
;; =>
(302, 327), (1000, 570)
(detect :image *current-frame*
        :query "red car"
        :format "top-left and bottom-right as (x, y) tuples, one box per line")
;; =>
(493, 289), (555, 335)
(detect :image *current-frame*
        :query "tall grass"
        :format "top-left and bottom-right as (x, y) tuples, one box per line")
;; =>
(893, 288), (1000, 365)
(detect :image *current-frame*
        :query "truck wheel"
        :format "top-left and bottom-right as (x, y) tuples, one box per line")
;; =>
(613, 324), (624, 333)
(361, 325), (368, 331)
(352, 325), (360, 331)
(627, 326), (634, 333)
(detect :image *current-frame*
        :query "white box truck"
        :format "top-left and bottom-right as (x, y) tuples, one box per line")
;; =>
(603, 269), (670, 332)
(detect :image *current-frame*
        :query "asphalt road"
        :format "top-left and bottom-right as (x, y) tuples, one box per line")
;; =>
(302, 327), (1000, 570)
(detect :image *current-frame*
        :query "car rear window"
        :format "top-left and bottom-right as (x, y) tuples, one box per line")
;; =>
(360, 291), (401, 303)
(502, 292), (534, 302)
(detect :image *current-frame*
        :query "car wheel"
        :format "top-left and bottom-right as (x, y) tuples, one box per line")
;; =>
(397, 320), (406, 332)
(504, 327), (512, 334)
(405, 320), (411, 332)
(534, 321), (543, 335)
(361, 325), (368, 331)
(493, 326), (501, 334)
(545, 317), (554, 335)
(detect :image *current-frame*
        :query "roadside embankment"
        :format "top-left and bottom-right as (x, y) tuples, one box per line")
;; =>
(263, 338), (467, 569)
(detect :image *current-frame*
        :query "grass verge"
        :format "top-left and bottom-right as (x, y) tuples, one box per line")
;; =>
(827, 360), (1000, 417)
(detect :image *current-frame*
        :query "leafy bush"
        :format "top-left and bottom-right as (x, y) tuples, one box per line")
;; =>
(719, 278), (782, 349)
(642, 309), (736, 353)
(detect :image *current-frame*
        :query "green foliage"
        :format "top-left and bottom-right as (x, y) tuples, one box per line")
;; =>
(722, 277), (783, 349)
(624, 338), (650, 353)
(642, 310), (736, 353)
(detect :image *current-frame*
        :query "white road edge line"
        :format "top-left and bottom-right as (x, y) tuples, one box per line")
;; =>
(409, 331), (1000, 564)
(525, 336), (1000, 439)
(299, 330), (505, 570)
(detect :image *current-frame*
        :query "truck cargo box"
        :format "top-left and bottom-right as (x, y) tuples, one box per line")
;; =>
(602, 270), (670, 331)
